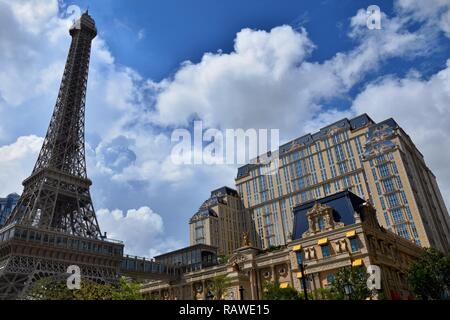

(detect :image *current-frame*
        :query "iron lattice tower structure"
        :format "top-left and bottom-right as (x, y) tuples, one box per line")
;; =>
(8, 12), (100, 237)
(0, 12), (124, 300)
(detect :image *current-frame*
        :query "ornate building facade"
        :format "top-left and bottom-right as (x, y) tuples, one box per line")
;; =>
(142, 191), (423, 300)
(235, 114), (450, 253)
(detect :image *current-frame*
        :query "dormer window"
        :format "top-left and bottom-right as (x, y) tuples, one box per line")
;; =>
(318, 217), (326, 231)
(302, 202), (344, 237)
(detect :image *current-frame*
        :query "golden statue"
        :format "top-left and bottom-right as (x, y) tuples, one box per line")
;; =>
(242, 232), (252, 247)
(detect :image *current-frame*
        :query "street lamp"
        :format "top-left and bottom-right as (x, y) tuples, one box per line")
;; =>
(299, 262), (309, 301)
(239, 286), (244, 300)
(344, 283), (353, 300)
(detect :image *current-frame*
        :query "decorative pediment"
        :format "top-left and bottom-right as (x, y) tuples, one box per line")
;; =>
(227, 253), (248, 270)
(302, 202), (343, 237)
(325, 122), (347, 137)
(327, 126), (342, 136)
(364, 141), (397, 159)
(360, 201), (379, 228)
(367, 125), (396, 145)
(310, 202), (331, 216)
(289, 140), (301, 152)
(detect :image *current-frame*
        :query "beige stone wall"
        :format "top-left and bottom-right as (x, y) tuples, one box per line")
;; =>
(144, 217), (423, 300)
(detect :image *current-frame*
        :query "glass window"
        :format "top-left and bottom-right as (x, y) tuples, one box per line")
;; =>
(296, 251), (303, 265)
(397, 223), (410, 240)
(379, 164), (390, 177)
(372, 168), (378, 181)
(401, 191), (408, 204)
(396, 176), (403, 189)
(380, 197), (386, 210)
(405, 206), (414, 220)
(392, 208), (404, 224)
(318, 217), (326, 231)
(350, 237), (359, 252)
(383, 179), (395, 193)
(387, 194), (399, 208)
(20, 229), (28, 240)
(321, 244), (331, 258)
(326, 274), (335, 285)
(384, 212), (391, 227)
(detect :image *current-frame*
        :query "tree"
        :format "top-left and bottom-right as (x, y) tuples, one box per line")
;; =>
(112, 277), (144, 300)
(27, 278), (114, 300)
(26, 277), (79, 300)
(262, 281), (301, 300)
(217, 255), (230, 264)
(73, 280), (115, 300)
(208, 275), (232, 300)
(309, 287), (340, 300)
(407, 248), (450, 300)
(331, 267), (371, 300)
(26, 276), (145, 300)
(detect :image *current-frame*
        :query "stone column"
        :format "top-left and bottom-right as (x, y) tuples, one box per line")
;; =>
(202, 280), (207, 300)
(249, 269), (258, 300)
(271, 265), (276, 282)
(313, 272), (321, 290)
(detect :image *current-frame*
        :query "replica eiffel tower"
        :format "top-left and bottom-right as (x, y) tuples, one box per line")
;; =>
(0, 11), (124, 299)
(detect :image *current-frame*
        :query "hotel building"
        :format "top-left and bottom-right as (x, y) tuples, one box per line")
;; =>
(189, 187), (252, 255)
(0, 193), (19, 228)
(235, 114), (450, 253)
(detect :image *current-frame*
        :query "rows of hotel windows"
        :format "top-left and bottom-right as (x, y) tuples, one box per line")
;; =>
(194, 210), (244, 253)
(0, 227), (123, 256)
(370, 153), (421, 246)
(237, 132), (368, 209)
(237, 131), (369, 247)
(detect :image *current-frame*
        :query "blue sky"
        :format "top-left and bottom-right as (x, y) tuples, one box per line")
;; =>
(0, 0), (450, 257)
(75, 0), (397, 79)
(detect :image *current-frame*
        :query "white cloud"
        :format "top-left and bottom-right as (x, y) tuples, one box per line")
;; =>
(0, 0), (76, 107)
(396, 0), (450, 37)
(149, 9), (431, 137)
(151, 25), (325, 131)
(97, 206), (183, 258)
(0, 135), (43, 196)
(137, 28), (145, 40)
